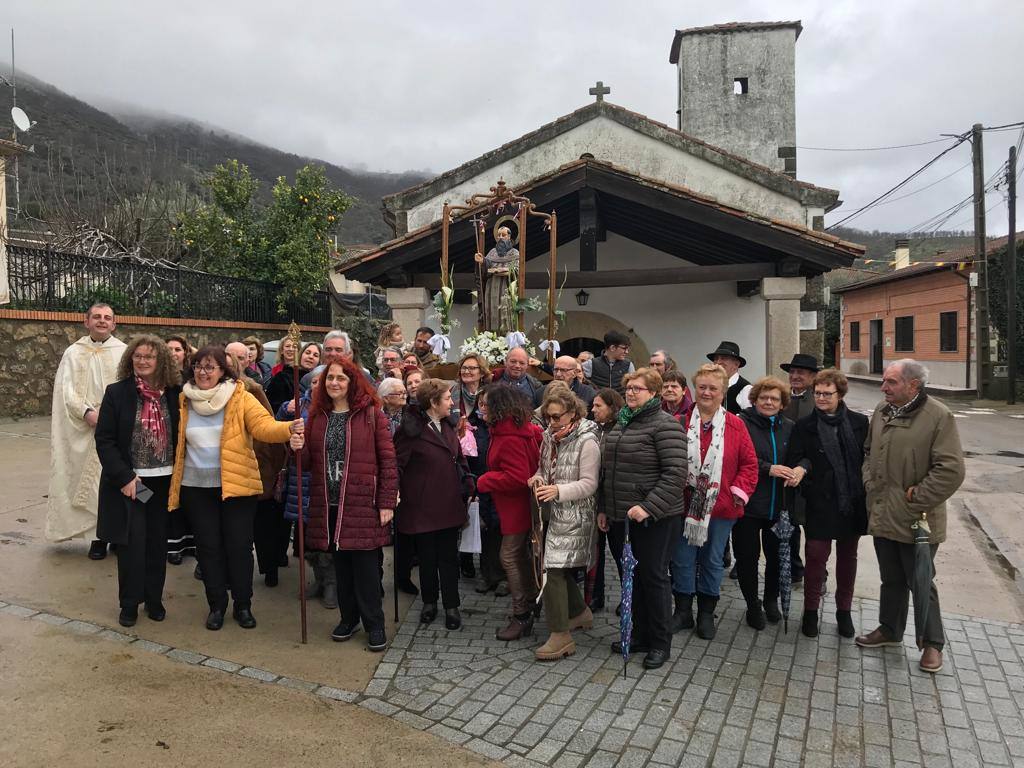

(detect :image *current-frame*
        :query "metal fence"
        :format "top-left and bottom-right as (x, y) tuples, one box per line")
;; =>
(5, 245), (333, 326)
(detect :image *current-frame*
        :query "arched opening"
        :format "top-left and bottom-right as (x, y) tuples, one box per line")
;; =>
(559, 337), (603, 359)
(529, 310), (650, 365)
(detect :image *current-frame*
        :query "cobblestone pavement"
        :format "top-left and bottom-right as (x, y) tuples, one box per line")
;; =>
(6, 566), (1024, 768)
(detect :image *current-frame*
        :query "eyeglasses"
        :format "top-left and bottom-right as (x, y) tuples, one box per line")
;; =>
(132, 354), (157, 362)
(813, 391), (838, 399)
(192, 364), (219, 374)
(623, 386), (649, 394)
(545, 412), (568, 421)
(611, 344), (631, 351)
(460, 365), (480, 372)
(553, 367), (576, 374)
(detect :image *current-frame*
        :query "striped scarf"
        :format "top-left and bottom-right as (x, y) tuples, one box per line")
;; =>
(135, 375), (167, 454)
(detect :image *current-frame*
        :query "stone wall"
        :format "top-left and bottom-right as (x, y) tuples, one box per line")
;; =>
(0, 310), (331, 419)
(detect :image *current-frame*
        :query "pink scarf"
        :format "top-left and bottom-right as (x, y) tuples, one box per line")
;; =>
(135, 376), (167, 454)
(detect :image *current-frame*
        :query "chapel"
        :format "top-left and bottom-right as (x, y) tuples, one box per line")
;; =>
(338, 20), (864, 375)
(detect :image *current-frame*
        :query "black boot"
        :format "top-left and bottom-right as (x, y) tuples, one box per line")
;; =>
(695, 594), (718, 640)
(836, 610), (855, 638)
(745, 601), (766, 631)
(801, 609), (819, 638)
(671, 593), (694, 632)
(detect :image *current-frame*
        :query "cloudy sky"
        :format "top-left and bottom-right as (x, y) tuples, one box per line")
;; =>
(7, 0), (1023, 235)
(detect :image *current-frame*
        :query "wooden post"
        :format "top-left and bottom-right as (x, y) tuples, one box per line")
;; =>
(1007, 145), (1017, 405)
(288, 321), (308, 644)
(475, 220), (485, 332)
(972, 124), (991, 398)
(547, 212), (558, 364)
(517, 204), (527, 332)
(440, 203), (450, 288)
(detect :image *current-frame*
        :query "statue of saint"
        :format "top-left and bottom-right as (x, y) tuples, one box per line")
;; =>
(475, 225), (519, 333)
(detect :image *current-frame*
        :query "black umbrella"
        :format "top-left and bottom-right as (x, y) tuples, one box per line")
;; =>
(910, 512), (934, 650)
(770, 509), (795, 633)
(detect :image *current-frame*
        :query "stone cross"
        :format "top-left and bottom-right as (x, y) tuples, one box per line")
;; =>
(589, 81), (610, 102)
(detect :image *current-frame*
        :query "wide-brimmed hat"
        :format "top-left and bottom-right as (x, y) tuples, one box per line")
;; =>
(780, 353), (822, 373)
(706, 341), (746, 368)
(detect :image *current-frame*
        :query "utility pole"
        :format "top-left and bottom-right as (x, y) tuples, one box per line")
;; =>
(972, 124), (991, 398)
(1008, 144), (1017, 405)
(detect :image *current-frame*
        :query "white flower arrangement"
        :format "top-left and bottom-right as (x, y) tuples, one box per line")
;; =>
(459, 331), (509, 366)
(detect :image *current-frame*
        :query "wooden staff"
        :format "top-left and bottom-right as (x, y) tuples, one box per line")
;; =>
(517, 203), (527, 332)
(547, 211), (558, 365)
(288, 321), (308, 644)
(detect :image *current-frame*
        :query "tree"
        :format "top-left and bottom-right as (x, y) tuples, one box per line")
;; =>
(177, 160), (353, 309)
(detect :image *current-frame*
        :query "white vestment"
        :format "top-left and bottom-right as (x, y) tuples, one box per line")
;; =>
(45, 335), (127, 541)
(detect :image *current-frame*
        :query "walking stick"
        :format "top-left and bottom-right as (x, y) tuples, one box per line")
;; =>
(288, 322), (308, 644)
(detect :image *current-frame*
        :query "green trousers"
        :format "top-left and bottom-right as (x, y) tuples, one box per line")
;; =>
(543, 568), (586, 632)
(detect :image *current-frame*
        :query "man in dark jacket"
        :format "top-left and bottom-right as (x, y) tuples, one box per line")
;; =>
(708, 341), (751, 414)
(583, 330), (635, 394)
(543, 355), (596, 411)
(779, 352), (821, 585)
(494, 347), (545, 406)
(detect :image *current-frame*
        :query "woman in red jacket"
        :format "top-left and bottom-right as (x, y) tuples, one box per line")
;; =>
(292, 357), (398, 652)
(394, 379), (473, 630)
(477, 385), (543, 640)
(671, 363), (758, 640)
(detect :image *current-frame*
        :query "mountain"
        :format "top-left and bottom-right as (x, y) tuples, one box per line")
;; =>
(6, 70), (428, 246)
(826, 226), (975, 289)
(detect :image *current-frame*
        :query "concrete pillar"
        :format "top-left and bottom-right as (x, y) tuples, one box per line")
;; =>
(762, 276), (806, 377)
(386, 287), (431, 338)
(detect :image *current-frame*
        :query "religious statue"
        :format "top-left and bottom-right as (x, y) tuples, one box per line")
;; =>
(475, 225), (519, 334)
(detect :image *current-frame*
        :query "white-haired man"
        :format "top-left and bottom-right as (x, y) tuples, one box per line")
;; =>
(856, 359), (965, 674)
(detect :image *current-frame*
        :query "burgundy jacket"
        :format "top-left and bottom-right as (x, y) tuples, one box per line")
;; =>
(300, 404), (398, 551)
(477, 418), (543, 535)
(682, 405), (759, 521)
(394, 405), (472, 535)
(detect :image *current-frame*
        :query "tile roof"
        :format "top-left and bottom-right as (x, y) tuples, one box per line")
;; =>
(670, 21), (802, 63)
(832, 234), (1018, 293)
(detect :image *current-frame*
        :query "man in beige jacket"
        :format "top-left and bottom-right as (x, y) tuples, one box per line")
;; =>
(855, 359), (965, 674)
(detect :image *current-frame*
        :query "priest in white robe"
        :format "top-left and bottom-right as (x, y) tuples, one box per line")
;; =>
(45, 303), (127, 558)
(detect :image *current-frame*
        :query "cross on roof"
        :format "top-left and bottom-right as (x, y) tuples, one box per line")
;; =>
(589, 81), (610, 102)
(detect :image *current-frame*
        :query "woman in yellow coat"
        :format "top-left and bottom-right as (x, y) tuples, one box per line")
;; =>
(169, 345), (303, 631)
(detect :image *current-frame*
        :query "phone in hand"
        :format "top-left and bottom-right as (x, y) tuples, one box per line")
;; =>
(134, 481), (154, 504)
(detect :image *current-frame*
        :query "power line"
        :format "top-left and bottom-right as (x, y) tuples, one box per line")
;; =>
(827, 135), (970, 229)
(798, 137), (951, 152)
(831, 159), (972, 213)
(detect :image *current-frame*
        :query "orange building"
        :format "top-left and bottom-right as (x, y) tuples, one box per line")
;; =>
(834, 236), (1013, 391)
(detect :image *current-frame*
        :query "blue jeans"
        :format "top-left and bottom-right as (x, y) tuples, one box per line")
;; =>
(671, 516), (737, 597)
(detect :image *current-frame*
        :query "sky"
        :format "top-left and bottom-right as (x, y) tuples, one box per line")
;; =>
(6, 0), (1024, 236)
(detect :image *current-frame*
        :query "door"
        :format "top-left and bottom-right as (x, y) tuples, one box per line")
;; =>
(870, 319), (883, 374)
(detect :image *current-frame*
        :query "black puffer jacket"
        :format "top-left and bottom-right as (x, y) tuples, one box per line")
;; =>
(738, 407), (795, 521)
(600, 405), (686, 521)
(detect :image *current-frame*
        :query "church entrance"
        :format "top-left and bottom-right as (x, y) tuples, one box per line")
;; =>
(559, 337), (603, 359)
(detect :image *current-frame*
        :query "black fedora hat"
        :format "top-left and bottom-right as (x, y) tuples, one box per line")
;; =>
(707, 341), (746, 368)
(780, 353), (822, 373)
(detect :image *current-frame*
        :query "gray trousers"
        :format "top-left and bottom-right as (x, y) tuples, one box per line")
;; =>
(874, 536), (944, 651)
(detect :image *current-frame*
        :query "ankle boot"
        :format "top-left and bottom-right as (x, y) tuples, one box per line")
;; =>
(836, 610), (855, 638)
(695, 594), (718, 640)
(305, 554), (324, 599)
(745, 601), (766, 631)
(320, 554), (338, 610)
(496, 613), (534, 641)
(802, 609), (819, 638)
(671, 593), (694, 632)
(535, 632), (575, 660)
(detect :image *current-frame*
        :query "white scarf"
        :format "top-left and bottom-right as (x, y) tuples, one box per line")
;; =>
(183, 380), (234, 416)
(684, 406), (726, 547)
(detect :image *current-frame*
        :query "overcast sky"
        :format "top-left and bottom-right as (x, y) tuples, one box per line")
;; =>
(7, 0), (1023, 237)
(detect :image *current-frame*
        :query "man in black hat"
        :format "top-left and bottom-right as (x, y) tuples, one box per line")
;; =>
(708, 341), (751, 415)
(778, 353), (821, 587)
(781, 353), (821, 423)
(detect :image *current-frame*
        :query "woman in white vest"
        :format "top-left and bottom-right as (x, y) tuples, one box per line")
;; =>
(528, 384), (600, 661)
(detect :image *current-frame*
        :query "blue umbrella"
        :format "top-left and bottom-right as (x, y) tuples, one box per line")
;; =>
(619, 518), (638, 676)
(771, 509), (795, 633)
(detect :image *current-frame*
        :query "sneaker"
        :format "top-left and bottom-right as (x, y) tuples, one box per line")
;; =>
(367, 628), (388, 652)
(331, 620), (360, 642)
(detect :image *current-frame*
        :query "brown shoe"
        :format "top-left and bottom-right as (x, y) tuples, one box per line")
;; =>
(535, 632), (576, 661)
(855, 627), (902, 648)
(496, 614), (534, 641)
(920, 647), (943, 673)
(568, 607), (593, 631)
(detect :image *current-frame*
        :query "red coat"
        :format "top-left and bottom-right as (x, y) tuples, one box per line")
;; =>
(683, 406), (759, 520)
(393, 406), (472, 535)
(301, 404), (398, 551)
(477, 418), (543, 535)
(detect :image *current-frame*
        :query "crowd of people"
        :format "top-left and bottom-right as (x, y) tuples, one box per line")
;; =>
(47, 307), (966, 674)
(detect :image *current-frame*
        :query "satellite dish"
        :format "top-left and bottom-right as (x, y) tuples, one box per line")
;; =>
(11, 106), (33, 132)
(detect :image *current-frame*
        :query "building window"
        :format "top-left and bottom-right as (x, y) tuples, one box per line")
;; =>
(733, 78), (748, 95)
(850, 321), (861, 352)
(940, 311), (958, 352)
(894, 316), (915, 352)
